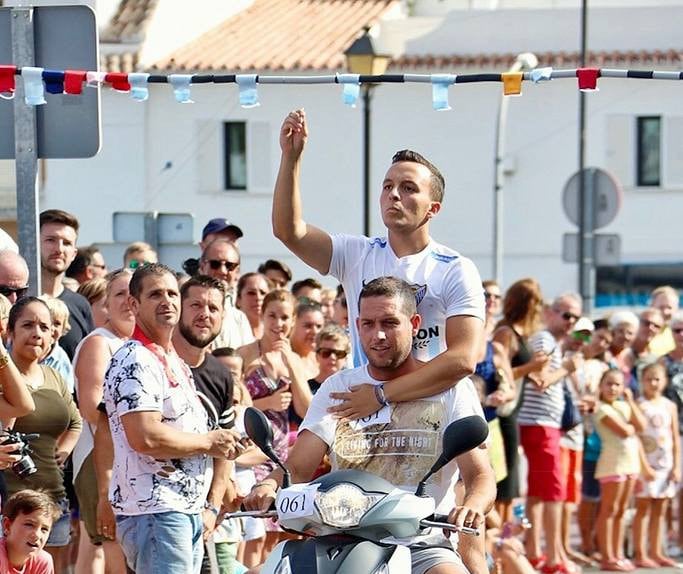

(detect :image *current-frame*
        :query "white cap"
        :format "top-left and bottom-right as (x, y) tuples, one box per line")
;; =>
(573, 317), (594, 333)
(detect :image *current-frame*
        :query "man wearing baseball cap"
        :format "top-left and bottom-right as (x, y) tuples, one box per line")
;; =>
(183, 218), (244, 276)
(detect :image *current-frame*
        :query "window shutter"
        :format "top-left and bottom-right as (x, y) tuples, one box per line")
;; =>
(196, 121), (223, 192)
(605, 115), (634, 188)
(247, 121), (271, 192)
(663, 116), (683, 189)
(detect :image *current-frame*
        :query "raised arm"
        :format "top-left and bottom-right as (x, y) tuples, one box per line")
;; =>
(272, 109), (333, 275)
(0, 342), (34, 419)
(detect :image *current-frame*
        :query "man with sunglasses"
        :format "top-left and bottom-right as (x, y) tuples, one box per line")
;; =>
(0, 250), (30, 304)
(199, 238), (254, 350)
(517, 293), (583, 574)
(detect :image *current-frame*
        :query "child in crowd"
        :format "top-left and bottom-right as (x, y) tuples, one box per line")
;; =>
(594, 369), (647, 572)
(632, 362), (680, 567)
(37, 296), (74, 393)
(1, 489), (61, 574)
(213, 347), (264, 571)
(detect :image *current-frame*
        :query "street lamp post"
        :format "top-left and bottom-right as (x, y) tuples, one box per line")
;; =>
(345, 29), (390, 237)
(492, 52), (538, 284)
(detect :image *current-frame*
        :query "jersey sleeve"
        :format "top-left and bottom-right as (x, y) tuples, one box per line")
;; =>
(443, 256), (485, 322)
(329, 233), (368, 282)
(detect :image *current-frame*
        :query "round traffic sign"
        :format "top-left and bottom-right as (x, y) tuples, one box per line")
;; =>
(562, 167), (622, 230)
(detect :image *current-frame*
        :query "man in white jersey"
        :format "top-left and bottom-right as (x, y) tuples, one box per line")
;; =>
(272, 109), (488, 572)
(272, 109), (485, 418)
(245, 277), (495, 574)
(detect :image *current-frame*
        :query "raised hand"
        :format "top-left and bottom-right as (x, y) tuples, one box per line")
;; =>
(280, 109), (308, 159)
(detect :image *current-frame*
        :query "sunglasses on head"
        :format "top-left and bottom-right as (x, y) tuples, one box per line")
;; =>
(0, 284), (29, 299)
(207, 259), (239, 272)
(316, 348), (348, 359)
(127, 260), (153, 270)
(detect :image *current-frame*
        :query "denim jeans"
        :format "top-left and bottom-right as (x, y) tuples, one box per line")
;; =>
(116, 512), (203, 574)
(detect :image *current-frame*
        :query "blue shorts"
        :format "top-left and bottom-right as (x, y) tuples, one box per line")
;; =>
(581, 458), (601, 502)
(117, 511), (203, 574)
(45, 498), (71, 547)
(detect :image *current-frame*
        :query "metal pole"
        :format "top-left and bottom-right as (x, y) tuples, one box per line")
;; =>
(362, 85), (371, 237)
(578, 0), (593, 314)
(492, 95), (510, 284)
(11, 6), (41, 296)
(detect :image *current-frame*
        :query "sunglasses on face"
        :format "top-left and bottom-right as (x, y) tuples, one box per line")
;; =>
(673, 327), (683, 335)
(316, 348), (348, 360)
(571, 331), (591, 343)
(558, 310), (580, 322)
(0, 284), (29, 299)
(207, 259), (239, 272)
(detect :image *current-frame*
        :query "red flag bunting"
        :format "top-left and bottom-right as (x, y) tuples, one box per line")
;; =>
(64, 70), (87, 94)
(105, 72), (131, 92)
(577, 68), (600, 91)
(0, 65), (16, 93)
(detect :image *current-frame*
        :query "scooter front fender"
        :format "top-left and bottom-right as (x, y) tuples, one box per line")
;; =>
(261, 535), (411, 574)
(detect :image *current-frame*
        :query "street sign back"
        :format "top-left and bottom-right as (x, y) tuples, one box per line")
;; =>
(0, 5), (100, 159)
(562, 168), (622, 230)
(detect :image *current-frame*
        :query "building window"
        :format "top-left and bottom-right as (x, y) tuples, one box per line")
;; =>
(224, 122), (247, 190)
(636, 116), (661, 187)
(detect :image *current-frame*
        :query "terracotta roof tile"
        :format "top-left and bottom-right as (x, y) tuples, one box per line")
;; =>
(153, 0), (399, 72)
(101, 0), (159, 44)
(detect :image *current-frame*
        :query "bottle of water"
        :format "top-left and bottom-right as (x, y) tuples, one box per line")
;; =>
(513, 503), (531, 529)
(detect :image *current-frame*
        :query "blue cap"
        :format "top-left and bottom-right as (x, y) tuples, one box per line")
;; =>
(201, 218), (243, 240)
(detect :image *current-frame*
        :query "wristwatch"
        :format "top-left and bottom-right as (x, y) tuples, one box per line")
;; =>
(374, 383), (389, 407)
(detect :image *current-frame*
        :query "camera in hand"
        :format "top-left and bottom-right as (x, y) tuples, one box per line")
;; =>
(1, 430), (39, 478)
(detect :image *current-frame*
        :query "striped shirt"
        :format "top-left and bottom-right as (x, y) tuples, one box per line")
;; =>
(517, 330), (564, 428)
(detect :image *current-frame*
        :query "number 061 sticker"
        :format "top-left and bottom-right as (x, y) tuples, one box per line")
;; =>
(275, 483), (320, 520)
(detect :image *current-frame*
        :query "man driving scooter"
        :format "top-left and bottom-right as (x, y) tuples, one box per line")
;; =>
(245, 277), (496, 574)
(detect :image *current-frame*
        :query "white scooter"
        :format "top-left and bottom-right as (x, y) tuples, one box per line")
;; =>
(228, 407), (489, 574)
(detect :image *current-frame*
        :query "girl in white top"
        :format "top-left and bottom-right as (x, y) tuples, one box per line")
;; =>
(72, 269), (134, 574)
(632, 362), (680, 568)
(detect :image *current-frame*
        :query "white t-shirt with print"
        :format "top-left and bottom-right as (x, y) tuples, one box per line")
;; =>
(300, 365), (485, 514)
(104, 341), (213, 516)
(329, 234), (485, 366)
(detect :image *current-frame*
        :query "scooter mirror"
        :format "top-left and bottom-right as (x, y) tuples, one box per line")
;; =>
(441, 415), (489, 463)
(244, 407), (275, 452)
(415, 415), (489, 497)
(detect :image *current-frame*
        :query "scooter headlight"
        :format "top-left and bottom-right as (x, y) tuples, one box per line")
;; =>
(315, 483), (385, 528)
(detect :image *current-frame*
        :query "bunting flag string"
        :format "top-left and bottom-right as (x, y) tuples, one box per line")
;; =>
(1, 65), (682, 109)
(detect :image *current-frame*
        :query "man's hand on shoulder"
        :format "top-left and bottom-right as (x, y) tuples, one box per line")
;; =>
(328, 384), (381, 420)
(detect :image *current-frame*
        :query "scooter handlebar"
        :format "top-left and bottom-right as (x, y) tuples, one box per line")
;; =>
(421, 515), (480, 536)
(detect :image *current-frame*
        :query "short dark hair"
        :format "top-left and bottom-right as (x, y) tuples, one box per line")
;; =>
(212, 346), (238, 358)
(358, 276), (416, 318)
(392, 150), (445, 203)
(180, 274), (226, 303)
(258, 259), (292, 282)
(129, 262), (176, 299)
(66, 246), (100, 278)
(3, 489), (60, 523)
(39, 209), (80, 233)
(291, 278), (322, 298)
(8, 296), (51, 332)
